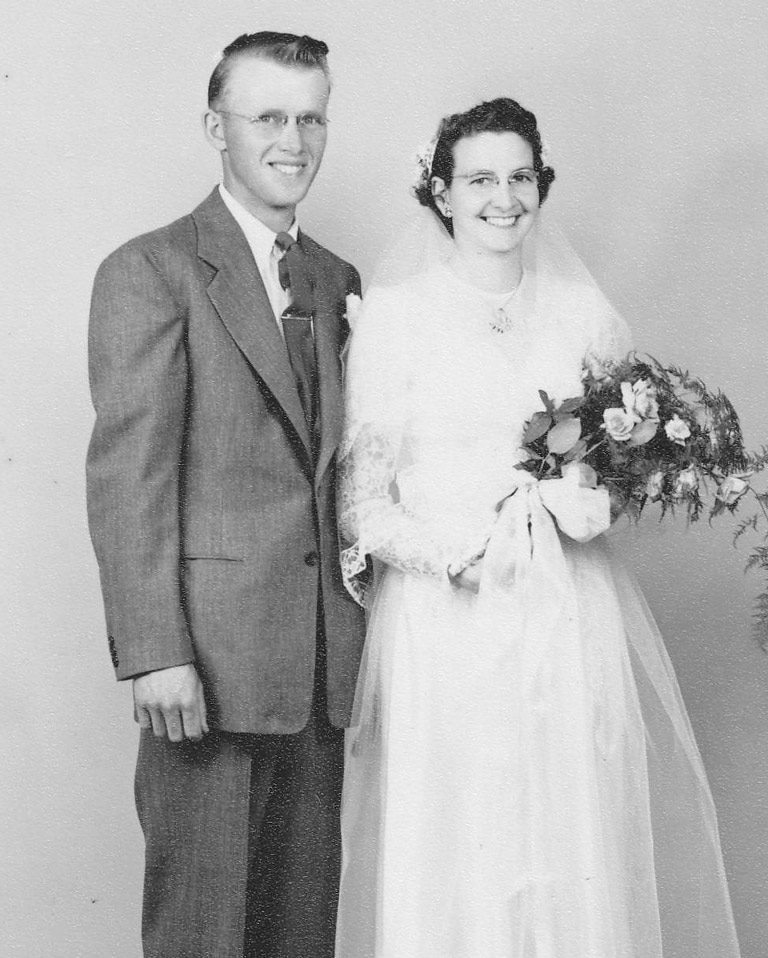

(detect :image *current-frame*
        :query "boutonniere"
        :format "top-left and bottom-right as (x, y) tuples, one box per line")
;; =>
(344, 293), (363, 331)
(340, 294), (363, 378)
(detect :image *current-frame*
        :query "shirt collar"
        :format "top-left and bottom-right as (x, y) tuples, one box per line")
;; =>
(218, 184), (299, 269)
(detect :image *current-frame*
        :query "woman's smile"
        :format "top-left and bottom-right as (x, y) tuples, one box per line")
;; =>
(482, 213), (522, 228)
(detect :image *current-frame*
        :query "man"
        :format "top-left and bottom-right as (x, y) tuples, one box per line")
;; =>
(86, 32), (365, 958)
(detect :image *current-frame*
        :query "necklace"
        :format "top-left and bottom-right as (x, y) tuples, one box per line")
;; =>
(487, 280), (523, 334)
(489, 305), (515, 334)
(443, 262), (524, 334)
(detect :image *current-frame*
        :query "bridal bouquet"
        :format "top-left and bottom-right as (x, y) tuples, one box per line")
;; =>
(515, 351), (768, 644)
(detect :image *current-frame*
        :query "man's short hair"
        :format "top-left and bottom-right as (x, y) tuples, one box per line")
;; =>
(208, 32), (330, 108)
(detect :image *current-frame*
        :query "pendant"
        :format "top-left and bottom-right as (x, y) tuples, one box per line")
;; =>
(489, 306), (514, 334)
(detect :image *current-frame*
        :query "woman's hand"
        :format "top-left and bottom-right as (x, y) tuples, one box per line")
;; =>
(449, 557), (484, 593)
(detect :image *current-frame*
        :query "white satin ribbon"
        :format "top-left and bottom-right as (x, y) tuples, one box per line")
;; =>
(476, 469), (617, 954)
(481, 466), (610, 603)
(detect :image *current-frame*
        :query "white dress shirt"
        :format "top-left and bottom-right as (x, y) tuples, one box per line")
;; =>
(218, 184), (299, 329)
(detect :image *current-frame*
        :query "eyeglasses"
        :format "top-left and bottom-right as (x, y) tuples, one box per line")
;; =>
(452, 169), (539, 195)
(216, 110), (329, 137)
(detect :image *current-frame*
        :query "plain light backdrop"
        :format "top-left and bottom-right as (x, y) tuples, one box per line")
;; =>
(1, 2), (767, 956)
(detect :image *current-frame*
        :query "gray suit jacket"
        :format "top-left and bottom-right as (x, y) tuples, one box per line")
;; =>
(87, 189), (366, 733)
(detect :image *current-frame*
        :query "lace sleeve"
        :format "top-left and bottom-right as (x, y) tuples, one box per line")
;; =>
(338, 285), (489, 605)
(338, 427), (489, 605)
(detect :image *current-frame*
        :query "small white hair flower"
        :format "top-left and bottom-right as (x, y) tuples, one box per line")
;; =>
(413, 132), (440, 188)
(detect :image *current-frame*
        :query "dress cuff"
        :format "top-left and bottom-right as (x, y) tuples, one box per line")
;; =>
(340, 542), (370, 607)
(444, 529), (493, 588)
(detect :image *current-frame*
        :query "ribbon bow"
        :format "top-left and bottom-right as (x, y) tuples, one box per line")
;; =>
(514, 463), (610, 543)
(483, 464), (610, 600)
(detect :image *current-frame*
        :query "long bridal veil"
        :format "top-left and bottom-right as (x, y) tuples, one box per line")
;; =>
(335, 211), (741, 958)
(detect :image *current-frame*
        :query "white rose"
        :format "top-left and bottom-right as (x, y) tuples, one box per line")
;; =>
(620, 382), (640, 421)
(344, 293), (363, 330)
(632, 380), (659, 420)
(673, 466), (699, 499)
(716, 474), (750, 506)
(645, 470), (665, 501)
(665, 414), (691, 446)
(620, 379), (659, 422)
(603, 407), (635, 442)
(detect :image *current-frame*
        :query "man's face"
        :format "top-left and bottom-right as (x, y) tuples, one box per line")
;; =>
(205, 56), (330, 231)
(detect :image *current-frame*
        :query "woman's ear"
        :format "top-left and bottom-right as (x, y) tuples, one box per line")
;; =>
(431, 177), (452, 217)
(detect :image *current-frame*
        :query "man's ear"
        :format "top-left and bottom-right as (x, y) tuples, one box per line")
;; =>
(203, 109), (227, 154)
(431, 176), (451, 217)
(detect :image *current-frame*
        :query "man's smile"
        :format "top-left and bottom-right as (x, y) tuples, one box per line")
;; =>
(270, 161), (306, 177)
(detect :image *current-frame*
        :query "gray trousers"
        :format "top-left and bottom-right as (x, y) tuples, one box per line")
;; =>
(135, 655), (344, 958)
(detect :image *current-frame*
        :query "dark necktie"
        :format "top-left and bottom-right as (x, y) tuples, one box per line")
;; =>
(274, 232), (318, 444)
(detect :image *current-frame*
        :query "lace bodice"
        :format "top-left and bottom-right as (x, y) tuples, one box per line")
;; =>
(339, 264), (631, 604)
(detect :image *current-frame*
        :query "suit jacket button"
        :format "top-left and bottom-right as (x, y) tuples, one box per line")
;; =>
(304, 551), (319, 567)
(108, 634), (119, 669)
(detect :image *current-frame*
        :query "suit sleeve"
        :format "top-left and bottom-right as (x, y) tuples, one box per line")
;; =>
(86, 242), (195, 679)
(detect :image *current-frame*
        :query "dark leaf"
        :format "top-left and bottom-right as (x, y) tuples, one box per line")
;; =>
(523, 411), (553, 444)
(547, 417), (582, 454)
(538, 390), (555, 414)
(556, 396), (585, 416)
(563, 438), (588, 462)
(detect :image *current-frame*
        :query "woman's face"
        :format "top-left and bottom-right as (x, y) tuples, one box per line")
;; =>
(434, 131), (540, 259)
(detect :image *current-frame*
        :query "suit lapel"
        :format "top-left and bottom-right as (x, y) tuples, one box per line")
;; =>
(193, 191), (313, 460)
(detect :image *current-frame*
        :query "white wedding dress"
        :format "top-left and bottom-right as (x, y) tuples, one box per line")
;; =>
(335, 262), (741, 958)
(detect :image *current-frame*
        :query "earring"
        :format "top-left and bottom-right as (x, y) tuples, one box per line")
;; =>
(443, 204), (453, 217)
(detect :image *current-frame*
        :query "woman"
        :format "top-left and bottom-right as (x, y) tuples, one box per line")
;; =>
(335, 98), (741, 957)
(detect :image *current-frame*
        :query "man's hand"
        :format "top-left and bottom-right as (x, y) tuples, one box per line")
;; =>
(133, 664), (209, 742)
